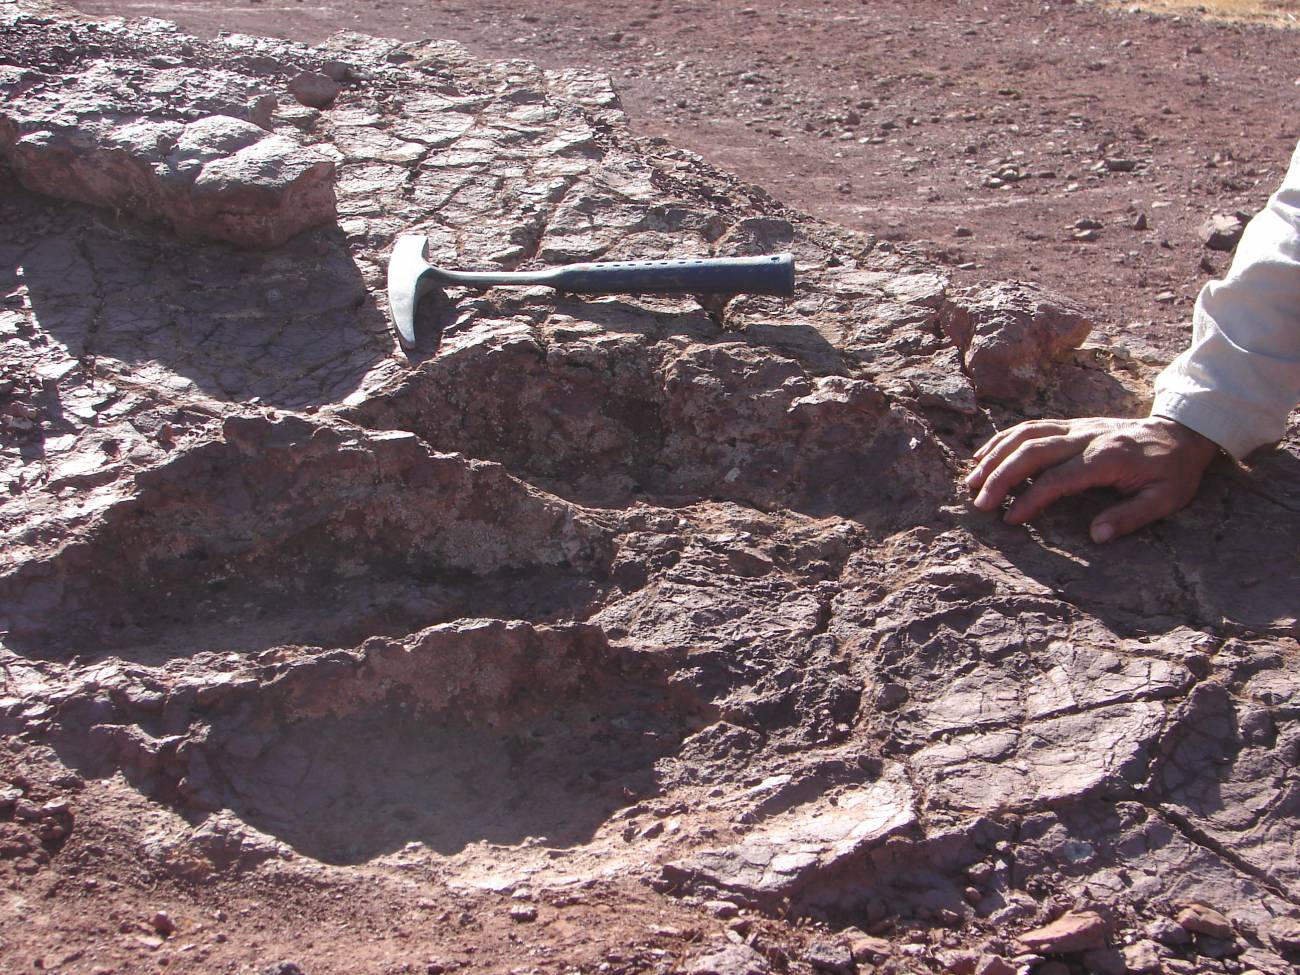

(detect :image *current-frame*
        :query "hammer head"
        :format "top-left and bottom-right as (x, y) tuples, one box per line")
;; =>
(386, 234), (435, 348)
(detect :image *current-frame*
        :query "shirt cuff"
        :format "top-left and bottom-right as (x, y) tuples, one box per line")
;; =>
(1150, 391), (1253, 460)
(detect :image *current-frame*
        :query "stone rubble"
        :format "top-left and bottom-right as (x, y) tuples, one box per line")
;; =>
(1, 4), (1298, 973)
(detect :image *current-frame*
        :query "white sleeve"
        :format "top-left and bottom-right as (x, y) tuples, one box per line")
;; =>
(1151, 142), (1300, 460)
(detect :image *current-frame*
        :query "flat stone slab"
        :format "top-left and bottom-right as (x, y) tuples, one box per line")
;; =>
(663, 766), (916, 903)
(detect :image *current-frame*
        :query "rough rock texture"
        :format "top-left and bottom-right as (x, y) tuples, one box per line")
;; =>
(1202, 212), (1248, 253)
(939, 283), (1094, 402)
(1, 5), (1299, 974)
(0, 16), (337, 246)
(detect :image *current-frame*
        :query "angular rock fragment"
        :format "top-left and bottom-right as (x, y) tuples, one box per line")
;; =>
(1268, 916), (1300, 952)
(803, 940), (853, 972)
(1121, 940), (1164, 974)
(1175, 903), (1234, 940)
(1080, 947), (1125, 975)
(1201, 212), (1247, 252)
(939, 282), (1092, 401)
(1017, 911), (1110, 953)
(848, 934), (891, 964)
(687, 943), (769, 975)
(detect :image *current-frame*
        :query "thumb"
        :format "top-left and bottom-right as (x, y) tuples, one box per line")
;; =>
(1090, 484), (1184, 543)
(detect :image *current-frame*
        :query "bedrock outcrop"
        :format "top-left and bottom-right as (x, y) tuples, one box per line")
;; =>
(1, 4), (1297, 973)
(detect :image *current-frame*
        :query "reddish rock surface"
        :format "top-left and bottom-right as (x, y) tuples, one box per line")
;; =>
(1, 2), (1299, 975)
(1175, 903), (1235, 940)
(1016, 910), (1110, 954)
(0, 33), (337, 247)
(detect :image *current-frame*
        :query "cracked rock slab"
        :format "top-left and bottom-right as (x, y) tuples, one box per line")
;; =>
(662, 765), (916, 905)
(0, 27), (337, 247)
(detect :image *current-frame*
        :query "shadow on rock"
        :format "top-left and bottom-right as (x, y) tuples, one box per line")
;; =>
(49, 620), (714, 864)
(10, 189), (392, 410)
(968, 446), (1300, 639)
(0, 414), (615, 660)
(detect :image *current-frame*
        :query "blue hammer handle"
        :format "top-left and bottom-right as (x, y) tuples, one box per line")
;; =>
(427, 252), (796, 296)
(554, 253), (794, 295)
(389, 232), (798, 347)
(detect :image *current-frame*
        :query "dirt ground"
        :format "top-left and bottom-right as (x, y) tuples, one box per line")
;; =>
(68, 0), (1300, 372)
(4, 1), (1300, 974)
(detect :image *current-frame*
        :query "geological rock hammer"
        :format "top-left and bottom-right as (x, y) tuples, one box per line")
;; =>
(386, 233), (796, 348)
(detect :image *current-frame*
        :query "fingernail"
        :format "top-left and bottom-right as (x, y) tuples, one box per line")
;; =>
(964, 471), (978, 488)
(1091, 523), (1114, 544)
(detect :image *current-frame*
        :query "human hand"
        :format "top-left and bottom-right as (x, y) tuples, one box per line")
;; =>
(965, 416), (1221, 543)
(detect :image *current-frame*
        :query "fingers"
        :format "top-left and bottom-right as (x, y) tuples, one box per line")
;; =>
(966, 416), (1210, 542)
(1089, 483), (1188, 543)
(1002, 450), (1124, 525)
(967, 421), (1072, 499)
(971, 420), (1069, 463)
(970, 434), (1081, 511)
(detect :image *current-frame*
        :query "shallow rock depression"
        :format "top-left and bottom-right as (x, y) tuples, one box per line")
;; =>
(1, 4), (1298, 973)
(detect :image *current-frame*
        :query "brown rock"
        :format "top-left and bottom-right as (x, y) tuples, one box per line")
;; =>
(1202, 212), (1247, 251)
(1268, 916), (1300, 951)
(938, 282), (1093, 402)
(973, 955), (1015, 975)
(187, 135), (337, 245)
(1121, 940), (1164, 973)
(688, 943), (769, 975)
(0, 788), (20, 814)
(804, 941), (853, 973)
(287, 70), (341, 108)
(937, 950), (976, 975)
(0, 53), (336, 247)
(1196, 935), (1240, 959)
(849, 935), (892, 964)
(1081, 946), (1125, 975)
(1176, 903), (1234, 940)
(3, 7), (1299, 974)
(151, 911), (177, 937)
(1017, 911), (1110, 954)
